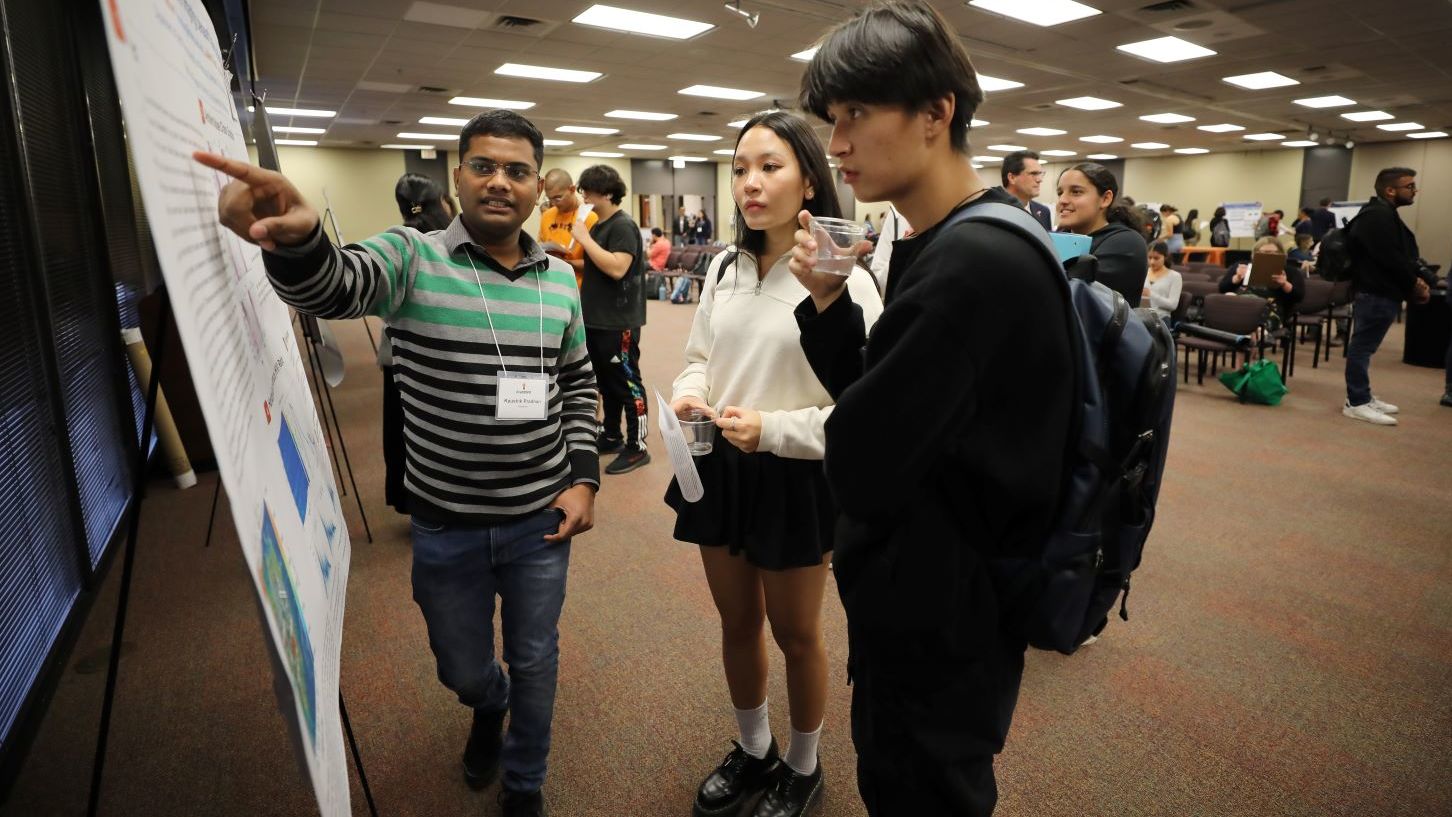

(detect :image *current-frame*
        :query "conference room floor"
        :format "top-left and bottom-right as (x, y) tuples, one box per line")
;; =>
(6, 297), (1450, 817)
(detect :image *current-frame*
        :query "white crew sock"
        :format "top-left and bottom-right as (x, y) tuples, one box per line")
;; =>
(784, 723), (821, 776)
(733, 700), (771, 759)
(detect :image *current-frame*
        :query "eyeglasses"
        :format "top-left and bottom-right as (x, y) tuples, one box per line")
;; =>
(463, 159), (539, 183)
(1026, 171), (1047, 178)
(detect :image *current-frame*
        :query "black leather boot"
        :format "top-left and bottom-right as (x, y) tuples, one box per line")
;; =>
(749, 759), (823, 817)
(462, 707), (506, 789)
(693, 739), (780, 817)
(499, 787), (545, 817)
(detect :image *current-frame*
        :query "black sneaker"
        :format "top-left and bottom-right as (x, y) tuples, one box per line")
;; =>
(499, 788), (545, 817)
(597, 433), (624, 455)
(694, 740), (780, 817)
(750, 759), (823, 817)
(1442, 391), (1452, 407)
(604, 447), (650, 475)
(462, 707), (506, 790)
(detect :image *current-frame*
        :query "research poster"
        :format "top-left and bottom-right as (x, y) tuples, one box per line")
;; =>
(1222, 201), (1263, 238)
(97, 0), (351, 813)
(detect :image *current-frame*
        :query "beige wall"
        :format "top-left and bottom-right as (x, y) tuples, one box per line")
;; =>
(716, 160), (735, 243)
(1350, 140), (1452, 268)
(270, 146), (412, 242)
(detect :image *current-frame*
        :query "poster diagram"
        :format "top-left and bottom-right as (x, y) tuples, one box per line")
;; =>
(98, 0), (352, 814)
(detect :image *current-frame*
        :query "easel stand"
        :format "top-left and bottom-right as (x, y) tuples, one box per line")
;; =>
(86, 287), (379, 817)
(297, 313), (373, 544)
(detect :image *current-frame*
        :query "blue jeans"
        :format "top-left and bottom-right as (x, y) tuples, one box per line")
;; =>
(1344, 292), (1402, 406)
(411, 508), (571, 793)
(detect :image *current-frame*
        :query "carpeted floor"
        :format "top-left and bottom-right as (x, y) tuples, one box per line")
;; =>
(4, 297), (1450, 817)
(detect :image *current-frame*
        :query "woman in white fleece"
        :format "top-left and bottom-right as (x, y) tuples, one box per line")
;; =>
(668, 111), (882, 817)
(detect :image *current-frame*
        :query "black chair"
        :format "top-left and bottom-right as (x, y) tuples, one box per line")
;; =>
(1176, 294), (1267, 385)
(1292, 279), (1335, 371)
(1326, 279), (1355, 361)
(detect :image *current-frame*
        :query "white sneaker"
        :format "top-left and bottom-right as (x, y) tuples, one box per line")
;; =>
(1369, 397), (1399, 414)
(1344, 401), (1397, 425)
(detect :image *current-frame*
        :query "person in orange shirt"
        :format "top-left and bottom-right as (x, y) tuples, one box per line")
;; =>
(538, 168), (599, 286)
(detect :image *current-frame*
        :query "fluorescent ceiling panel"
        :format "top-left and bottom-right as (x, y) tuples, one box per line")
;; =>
(1056, 96), (1121, 110)
(967, 0), (1100, 27)
(1281, 140), (1317, 147)
(605, 110), (677, 121)
(496, 63), (602, 83)
(1243, 133), (1286, 141)
(1079, 135), (1122, 143)
(1197, 123), (1244, 133)
(668, 133), (723, 141)
(1131, 142), (1169, 149)
(727, 119), (749, 128)
(1377, 122), (1423, 132)
(571, 4), (713, 39)
(1294, 95), (1356, 108)
(978, 74), (1025, 92)
(542, 139), (574, 146)
(557, 125), (619, 134)
(1116, 36), (1216, 63)
(1086, 153), (1118, 160)
(791, 47), (818, 61)
(1041, 149), (1077, 157)
(579, 151), (624, 158)
(1341, 110), (1393, 122)
(448, 97), (535, 110)
(266, 106), (334, 118)
(274, 139), (318, 146)
(381, 144), (436, 150)
(618, 143), (666, 150)
(987, 144), (1028, 151)
(712, 149), (736, 155)
(971, 155), (1003, 162)
(669, 156), (708, 162)
(1174, 148), (1209, 154)
(679, 84), (764, 100)
(273, 126), (324, 134)
(420, 117), (469, 127)
(1018, 127), (1067, 136)
(1407, 131), (1448, 139)
(1222, 71), (1299, 90)
(1140, 113), (1195, 124)
(396, 132), (454, 140)
(972, 119), (990, 127)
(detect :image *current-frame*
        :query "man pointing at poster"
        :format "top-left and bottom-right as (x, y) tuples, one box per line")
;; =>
(196, 109), (596, 817)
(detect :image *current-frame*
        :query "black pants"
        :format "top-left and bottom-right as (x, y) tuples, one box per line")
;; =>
(381, 364), (409, 513)
(585, 327), (647, 450)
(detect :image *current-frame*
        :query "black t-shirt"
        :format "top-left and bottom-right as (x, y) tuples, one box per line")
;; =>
(580, 209), (646, 330)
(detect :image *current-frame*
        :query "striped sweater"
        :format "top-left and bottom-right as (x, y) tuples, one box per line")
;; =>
(265, 217), (599, 524)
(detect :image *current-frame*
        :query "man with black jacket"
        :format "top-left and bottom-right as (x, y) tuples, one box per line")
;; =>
(790, 3), (1073, 815)
(1342, 167), (1433, 425)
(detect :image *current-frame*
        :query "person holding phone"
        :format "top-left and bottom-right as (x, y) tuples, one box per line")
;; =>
(669, 110), (881, 817)
(1218, 236), (1305, 332)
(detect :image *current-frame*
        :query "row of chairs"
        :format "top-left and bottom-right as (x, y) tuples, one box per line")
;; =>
(659, 243), (729, 301)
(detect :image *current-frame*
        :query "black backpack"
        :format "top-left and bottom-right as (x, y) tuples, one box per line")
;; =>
(942, 204), (1178, 654)
(1210, 219), (1230, 247)
(1315, 217), (1357, 282)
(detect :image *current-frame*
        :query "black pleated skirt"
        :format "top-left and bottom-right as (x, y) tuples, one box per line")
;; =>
(664, 427), (835, 571)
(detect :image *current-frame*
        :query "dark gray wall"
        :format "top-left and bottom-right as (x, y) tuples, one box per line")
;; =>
(404, 149), (450, 191)
(1300, 146), (1352, 210)
(630, 159), (715, 194)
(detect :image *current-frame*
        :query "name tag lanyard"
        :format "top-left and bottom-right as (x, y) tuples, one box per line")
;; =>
(463, 250), (546, 376)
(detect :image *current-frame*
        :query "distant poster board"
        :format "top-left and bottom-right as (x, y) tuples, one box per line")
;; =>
(1222, 202), (1262, 238)
(1328, 201), (1363, 230)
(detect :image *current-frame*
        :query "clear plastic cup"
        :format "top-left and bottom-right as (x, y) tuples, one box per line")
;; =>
(809, 216), (867, 277)
(680, 409), (715, 456)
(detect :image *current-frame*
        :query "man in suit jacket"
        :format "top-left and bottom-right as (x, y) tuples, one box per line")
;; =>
(673, 206), (691, 244)
(1002, 150), (1052, 230)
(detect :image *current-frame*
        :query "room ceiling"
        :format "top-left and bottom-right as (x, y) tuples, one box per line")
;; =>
(246, 0), (1452, 164)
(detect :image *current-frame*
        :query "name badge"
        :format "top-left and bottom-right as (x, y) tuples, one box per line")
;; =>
(495, 371), (549, 420)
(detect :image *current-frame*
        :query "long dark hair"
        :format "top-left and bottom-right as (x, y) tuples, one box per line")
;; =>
(395, 173), (452, 232)
(730, 110), (842, 259)
(1062, 162), (1134, 229)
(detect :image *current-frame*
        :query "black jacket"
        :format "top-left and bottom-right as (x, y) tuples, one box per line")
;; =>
(1348, 196), (1426, 301)
(1088, 221), (1148, 307)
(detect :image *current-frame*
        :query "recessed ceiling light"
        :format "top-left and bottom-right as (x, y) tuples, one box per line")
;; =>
(1018, 127), (1068, 136)
(978, 74), (1025, 92)
(571, 4), (714, 39)
(713, 149), (736, 155)
(967, 0), (1101, 27)
(1041, 149), (1077, 157)
(266, 106), (335, 118)
(1079, 135), (1123, 143)
(1243, 132), (1286, 141)
(448, 96), (535, 110)
(606, 109), (678, 121)
(1130, 142), (1170, 149)
(420, 116), (469, 127)
(1197, 123), (1245, 133)
(971, 155), (1003, 162)
(381, 144), (437, 150)
(679, 84), (764, 101)
(543, 139), (574, 146)
(273, 125), (325, 134)
(618, 143), (666, 150)
(1056, 96), (1121, 110)
(1407, 131), (1448, 139)
(1377, 122), (1424, 132)
(496, 63), (602, 83)
(1222, 71), (1299, 90)
(668, 133), (723, 141)
(557, 125), (619, 135)
(396, 132), (454, 140)
(1140, 113), (1195, 124)
(669, 155), (709, 162)
(1173, 147), (1209, 154)
(791, 46), (818, 61)
(987, 144), (1028, 151)
(1116, 36), (1216, 63)
(971, 118), (990, 127)
(1341, 110), (1393, 122)
(275, 139), (318, 146)
(580, 151), (625, 158)
(1086, 153), (1118, 160)
(1294, 95), (1356, 108)
(1281, 140), (1318, 147)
